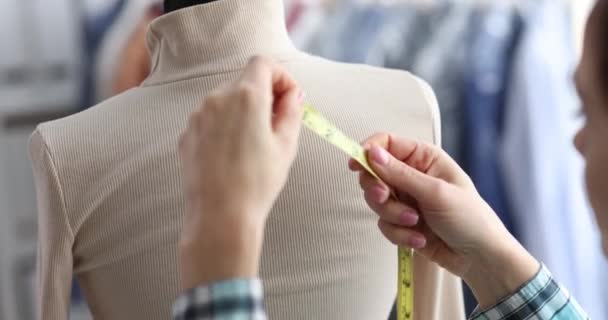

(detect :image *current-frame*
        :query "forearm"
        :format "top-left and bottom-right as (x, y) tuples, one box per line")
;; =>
(463, 234), (540, 309)
(468, 264), (589, 320)
(179, 212), (265, 290)
(175, 211), (269, 320)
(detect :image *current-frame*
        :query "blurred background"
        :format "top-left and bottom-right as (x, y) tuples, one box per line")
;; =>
(0, 0), (601, 319)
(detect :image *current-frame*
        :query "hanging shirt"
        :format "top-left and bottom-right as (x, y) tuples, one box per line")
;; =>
(464, 4), (521, 235)
(366, 5), (425, 69)
(460, 4), (522, 312)
(339, 6), (387, 64)
(411, 2), (475, 163)
(81, 0), (126, 108)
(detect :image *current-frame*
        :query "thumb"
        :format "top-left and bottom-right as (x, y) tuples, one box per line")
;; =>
(367, 144), (444, 204)
(273, 88), (304, 146)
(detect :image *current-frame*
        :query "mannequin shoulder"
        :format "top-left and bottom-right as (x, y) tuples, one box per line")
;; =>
(287, 57), (441, 144)
(30, 87), (151, 168)
(288, 57), (438, 108)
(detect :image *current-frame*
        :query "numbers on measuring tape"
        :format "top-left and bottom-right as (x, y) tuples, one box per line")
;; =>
(301, 103), (414, 320)
(398, 247), (414, 320)
(302, 104), (380, 180)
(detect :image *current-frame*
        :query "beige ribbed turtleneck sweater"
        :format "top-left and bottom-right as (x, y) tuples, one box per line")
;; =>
(29, 1), (465, 319)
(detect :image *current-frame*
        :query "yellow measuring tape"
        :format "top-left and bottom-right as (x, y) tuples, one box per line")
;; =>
(302, 103), (414, 320)
(398, 248), (414, 320)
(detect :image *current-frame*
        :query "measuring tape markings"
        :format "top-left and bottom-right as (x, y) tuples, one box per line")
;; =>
(301, 103), (414, 320)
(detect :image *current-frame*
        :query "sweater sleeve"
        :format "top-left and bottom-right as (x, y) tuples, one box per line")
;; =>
(29, 129), (74, 320)
(469, 265), (589, 320)
(172, 278), (266, 320)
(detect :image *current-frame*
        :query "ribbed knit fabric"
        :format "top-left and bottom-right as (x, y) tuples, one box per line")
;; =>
(29, 1), (465, 319)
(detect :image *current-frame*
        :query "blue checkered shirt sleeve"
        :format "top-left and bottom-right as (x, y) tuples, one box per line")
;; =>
(172, 278), (267, 320)
(469, 264), (589, 320)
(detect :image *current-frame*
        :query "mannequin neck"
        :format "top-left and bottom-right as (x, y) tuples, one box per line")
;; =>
(164, 0), (218, 13)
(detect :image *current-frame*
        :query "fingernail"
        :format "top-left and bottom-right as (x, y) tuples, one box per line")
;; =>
(408, 235), (426, 249)
(297, 90), (305, 103)
(369, 145), (389, 165)
(399, 211), (419, 226)
(370, 185), (389, 203)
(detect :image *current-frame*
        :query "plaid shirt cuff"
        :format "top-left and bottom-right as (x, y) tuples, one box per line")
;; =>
(469, 264), (589, 320)
(172, 278), (267, 320)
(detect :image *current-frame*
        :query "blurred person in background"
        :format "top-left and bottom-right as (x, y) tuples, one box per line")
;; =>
(174, 1), (608, 319)
(94, 0), (162, 101)
(110, 4), (162, 95)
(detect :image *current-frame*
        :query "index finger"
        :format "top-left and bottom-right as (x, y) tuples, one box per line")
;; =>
(240, 56), (298, 100)
(363, 133), (469, 189)
(361, 133), (458, 175)
(349, 133), (409, 172)
(360, 133), (418, 162)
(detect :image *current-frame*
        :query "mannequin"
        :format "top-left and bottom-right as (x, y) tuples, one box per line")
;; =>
(164, 0), (217, 13)
(30, 0), (466, 319)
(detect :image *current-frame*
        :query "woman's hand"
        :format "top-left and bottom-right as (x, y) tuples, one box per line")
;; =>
(350, 133), (539, 308)
(178, 57), (304, 289)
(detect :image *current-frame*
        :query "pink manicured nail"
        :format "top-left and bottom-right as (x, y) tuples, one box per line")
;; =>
(370, 185), (388, 203)
(399, 211), (419, 226)
(408, 235), (427, 249)
(297, 90), (305, 103)
(369, 145), (389, 165)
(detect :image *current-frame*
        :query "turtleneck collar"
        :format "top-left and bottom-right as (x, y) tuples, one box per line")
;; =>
(143, 0), (299, 86)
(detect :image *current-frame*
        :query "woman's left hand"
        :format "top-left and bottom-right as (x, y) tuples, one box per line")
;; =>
(350, 133), (539, 308)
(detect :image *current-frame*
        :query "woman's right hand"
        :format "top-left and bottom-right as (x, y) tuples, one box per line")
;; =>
(350, 133), (539, 308)
(178, 57), (303, 290)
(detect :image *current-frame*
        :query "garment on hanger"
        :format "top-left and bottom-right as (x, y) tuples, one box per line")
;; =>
(409, 2), (475, 163)
(81, 0), (126, 109)
(307, 2), (358, 60)
(461, 4), (522, 312)
(366, 6), (426, 69)
(463, 3), (521, 236)
(338, 6), (387, 63)
(298, 2), (472, 161)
